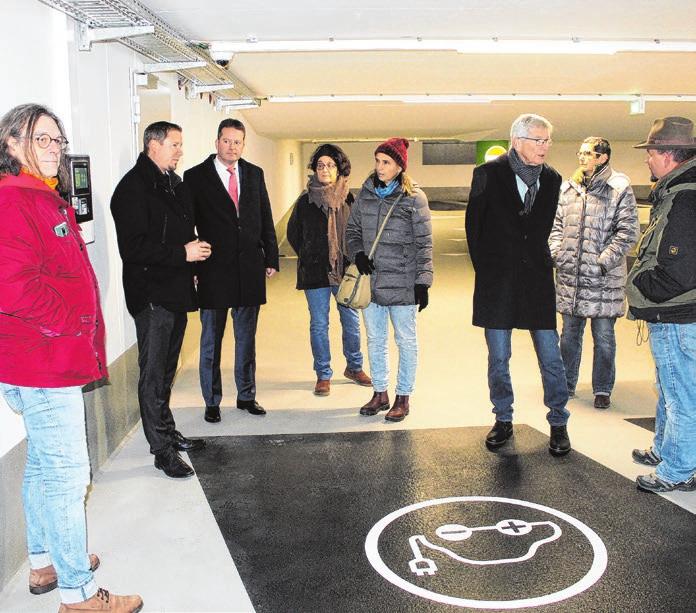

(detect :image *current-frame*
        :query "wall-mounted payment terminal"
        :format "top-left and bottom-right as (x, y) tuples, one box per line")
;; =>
(66, 155), (95, 243)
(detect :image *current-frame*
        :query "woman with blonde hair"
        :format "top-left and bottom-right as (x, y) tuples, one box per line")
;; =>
(345, 138), (433, 422)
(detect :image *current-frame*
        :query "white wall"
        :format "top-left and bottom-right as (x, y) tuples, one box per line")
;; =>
(302, 139), (654, 191)
(0, 1), (302, 457)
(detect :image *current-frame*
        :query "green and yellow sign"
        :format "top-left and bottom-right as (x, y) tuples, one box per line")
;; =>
(476, 140), (509, 165)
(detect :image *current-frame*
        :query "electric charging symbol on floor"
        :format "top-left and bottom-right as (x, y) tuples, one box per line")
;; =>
(365, 496), (607, 609)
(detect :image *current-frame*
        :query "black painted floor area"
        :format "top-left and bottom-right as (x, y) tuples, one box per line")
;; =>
(189, 426), (695, 612)
(625, 417), (656, 433)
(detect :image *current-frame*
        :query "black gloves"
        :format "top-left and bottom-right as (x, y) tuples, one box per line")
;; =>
(355, 251), (375, 275)
(414, 284), (429, 312)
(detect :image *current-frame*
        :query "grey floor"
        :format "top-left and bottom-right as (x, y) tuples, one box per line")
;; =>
(1, 210), (694, 612)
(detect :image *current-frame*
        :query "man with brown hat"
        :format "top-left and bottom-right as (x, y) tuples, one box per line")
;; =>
(628, 116), (696, 493)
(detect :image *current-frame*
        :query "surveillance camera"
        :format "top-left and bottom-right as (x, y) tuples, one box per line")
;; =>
(209, 49), (233, 68)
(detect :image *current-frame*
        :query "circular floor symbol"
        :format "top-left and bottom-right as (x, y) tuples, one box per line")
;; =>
(365, 496), (607, 609)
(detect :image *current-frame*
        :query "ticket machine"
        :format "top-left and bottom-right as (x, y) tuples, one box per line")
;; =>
(65, 154), (95, 243)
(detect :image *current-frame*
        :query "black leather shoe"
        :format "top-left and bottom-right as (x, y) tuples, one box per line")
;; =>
(204, 405), (221, 423)
(549, 425), (571, 457)
(154, 450), (194, 478)
(172, 430), (206, 452)
(237, 399), (267, 415)
(485, 421), (513, 450)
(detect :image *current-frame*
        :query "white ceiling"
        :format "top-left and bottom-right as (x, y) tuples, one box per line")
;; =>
(146, 0), (696, 142)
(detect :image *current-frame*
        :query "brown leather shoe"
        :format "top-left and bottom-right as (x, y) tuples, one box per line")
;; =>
(385, 395), (410, 422)
(359, 391), (390, 416)
(58, 588), (143, 612)
(30, 554), (100, 595)
(344, 368), (372, 386)
(594, 394), (611, 409)
(314, 379), (330, 396)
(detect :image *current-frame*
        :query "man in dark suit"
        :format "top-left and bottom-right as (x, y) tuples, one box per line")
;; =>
(111, 121), (210, 478)
(184, 119), (279, 423)
(465, 113), (570, 456)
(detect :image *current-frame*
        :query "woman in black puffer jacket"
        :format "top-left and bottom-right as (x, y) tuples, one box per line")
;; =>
(287, 144), (371, 396)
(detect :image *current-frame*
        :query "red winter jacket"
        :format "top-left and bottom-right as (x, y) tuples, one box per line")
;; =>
(0, 173), (107, 387)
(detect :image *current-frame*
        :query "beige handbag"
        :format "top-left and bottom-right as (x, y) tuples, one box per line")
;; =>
(336, 263), (370, 309)
(336, 194), (403, 309)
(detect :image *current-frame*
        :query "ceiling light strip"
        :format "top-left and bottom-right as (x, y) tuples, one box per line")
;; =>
(267, 94), (696, 104)
(210, 38), (696, 56)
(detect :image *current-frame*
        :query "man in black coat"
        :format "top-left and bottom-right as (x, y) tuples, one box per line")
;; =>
(184, 119), (279, 423)
(111, 121), (210, 478)
(465, 113), (570, 456)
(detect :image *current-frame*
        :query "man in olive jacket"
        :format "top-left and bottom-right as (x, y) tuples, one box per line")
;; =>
(465, 113), (570, 456)
(628, 116), (696, 494)
(111, 121), (210, 479)
(184, 119), (279, 423)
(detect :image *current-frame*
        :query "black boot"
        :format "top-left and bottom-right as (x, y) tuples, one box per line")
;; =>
(485, 421), (513, 450)
(549, 425), (571, 457)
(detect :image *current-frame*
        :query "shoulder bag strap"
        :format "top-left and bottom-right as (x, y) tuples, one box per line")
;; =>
(367, 192), (404, 259)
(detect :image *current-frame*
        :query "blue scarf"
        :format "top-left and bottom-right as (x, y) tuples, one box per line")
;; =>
(375, 179), (399, 199)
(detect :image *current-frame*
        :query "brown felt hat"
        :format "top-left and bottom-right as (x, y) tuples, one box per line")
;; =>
(634, 116), (696, 149)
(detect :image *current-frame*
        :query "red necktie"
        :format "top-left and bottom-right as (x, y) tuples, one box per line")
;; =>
(227, 166), (239, 211)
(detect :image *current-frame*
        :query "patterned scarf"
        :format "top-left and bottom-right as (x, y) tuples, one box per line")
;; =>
(508, 148), (542, 215)
(307, 174), (350, 285)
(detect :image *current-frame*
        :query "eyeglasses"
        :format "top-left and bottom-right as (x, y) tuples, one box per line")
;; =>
(577, 151), (600, 158)
(22, 134), (69, 150)
(316, 162), (337, 171)
(519, 136), (552, 146)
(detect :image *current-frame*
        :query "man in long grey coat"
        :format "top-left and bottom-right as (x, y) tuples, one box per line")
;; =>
(549, 137), (639, 409)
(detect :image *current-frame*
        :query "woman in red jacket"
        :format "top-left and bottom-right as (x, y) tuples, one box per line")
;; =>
(0, 104), (142, 613)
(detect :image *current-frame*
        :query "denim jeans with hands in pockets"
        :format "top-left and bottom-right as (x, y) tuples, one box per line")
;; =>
(0, 383), (97, 604)
(560, 315), (616, 396)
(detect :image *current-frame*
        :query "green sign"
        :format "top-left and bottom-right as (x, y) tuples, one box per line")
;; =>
(476, 140), (509, 165)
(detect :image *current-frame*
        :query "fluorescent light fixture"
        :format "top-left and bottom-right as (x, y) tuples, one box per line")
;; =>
(267, 95), (491, 104)
(215, 98), (260, 111)
(209, 38), (696, 56)
(630, 96), (646, 115)
(267, 94), (696, 104)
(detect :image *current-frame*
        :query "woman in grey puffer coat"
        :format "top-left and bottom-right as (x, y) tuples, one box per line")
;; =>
(345, 138), (433, 423)
(548, 137), (639, 408)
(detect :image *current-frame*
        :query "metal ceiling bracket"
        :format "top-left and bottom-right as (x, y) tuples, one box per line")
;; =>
(143, 61), (207, 73)
(186, 83), (235, 99)
(78, 23), (154, 51)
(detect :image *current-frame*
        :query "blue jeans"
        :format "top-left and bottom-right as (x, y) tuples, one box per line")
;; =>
(305, 286), (362, 380)
(560, 315), (616, 396)
(0, 384), (97, 604)
(363, 303), (418, 395)
(648, 322), (696, 483)
(200, 306), (260, 406)
(484, 328), (570, 426)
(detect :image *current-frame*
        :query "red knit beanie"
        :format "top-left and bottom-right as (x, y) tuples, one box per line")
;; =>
(375, 137), (409, 171)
